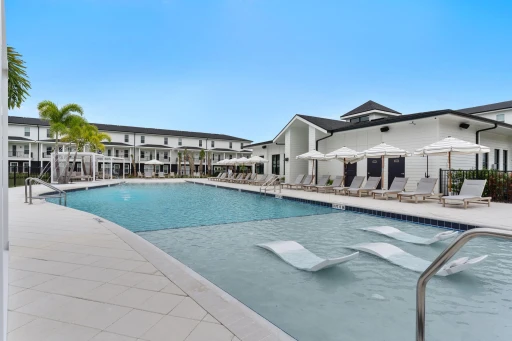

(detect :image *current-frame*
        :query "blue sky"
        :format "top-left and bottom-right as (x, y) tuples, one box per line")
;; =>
(6, 0), (512, 142)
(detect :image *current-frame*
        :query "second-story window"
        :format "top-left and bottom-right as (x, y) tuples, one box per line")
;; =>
(124, 134), (129, 143)
(47, 129), (52, 138)
(141, 136), (145, 143)
(241, 143), (244, 149)
(211, 140), (215, 147)
(164, 137), (168, 145)
(24, 127), (30, 137)
(199, 140), (203, 147)
(178, 138), (182, 146)
(229, 142), (232, 149)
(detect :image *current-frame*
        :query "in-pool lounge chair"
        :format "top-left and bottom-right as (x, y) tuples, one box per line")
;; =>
(303, 175), (330, 192)
(290, 175), (315, 190)
(315, 175), (343, 193)
(333, 176), (365, 195)
(347, 176), (381, 197)
(397, 178), (438, 203)
(441, 179), (491, 209)
(281, 174), (305, 189)
(371, 177), (409, 200)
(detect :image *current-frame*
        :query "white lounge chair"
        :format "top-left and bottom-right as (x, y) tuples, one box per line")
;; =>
(290, 175), (315, 190)
(347, 176), (381, 197)
(209, 173), (223, 181)
(169, 171), (175, 178)
(233, 173), (252, 184)
(397, 178), (438, 203)
(371, 177), (408, 200)
(252, 174), (272, 186)
(334, 176), (364, 195)
(248, 174), (266, 185)
(281, 174), (305, 189)
(303, 175), (330, 192)
(348, 242), (487, 276)
(441, 179), (491, 209)
(137, 171), (143, 178)
(158, 172), (165, 178)
(314, 176), (343, 193)
(257, 241), (359, 272)
(260, 174), (279, 187)
(360, 226), (458, 245)
(228, 173), (244, 183)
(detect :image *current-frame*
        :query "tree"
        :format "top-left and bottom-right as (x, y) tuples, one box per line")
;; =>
(199, 149), (205, 176)
(38, 101), (84, 182)
(7, 46), (31, 110)
(177, 152), (182, 176)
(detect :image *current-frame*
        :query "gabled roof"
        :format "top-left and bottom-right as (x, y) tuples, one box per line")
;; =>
(8, 116), (251, 142)
(341, 100), (401, 118)
(458, 100), (512, 115)
(296, 115), (351, 131)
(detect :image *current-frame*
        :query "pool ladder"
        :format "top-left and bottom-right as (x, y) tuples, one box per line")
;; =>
(416, 227), (512, 341)
(260, 175), (281, 195)
(24, 177), (67, 206)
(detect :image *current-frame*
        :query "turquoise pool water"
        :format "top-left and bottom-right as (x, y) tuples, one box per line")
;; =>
(55, 183), (512, 341)
(53, 183), (337, 232)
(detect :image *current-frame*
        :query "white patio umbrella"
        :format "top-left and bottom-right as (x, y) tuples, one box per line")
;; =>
(234, 157), (250, 173)
(145, 159), (164, 175)
(326, 146), (360, 186)
(296, 150), (333, 178)
(414, 136), (490, 193)
(247, 155), (269, 164)
(357, 143), (411, 189)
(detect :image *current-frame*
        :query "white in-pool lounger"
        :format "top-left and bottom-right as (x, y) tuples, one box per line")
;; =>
(359, 226), (458, 245)
(347, 242), (487, 276)
(257, 241), (359, 272)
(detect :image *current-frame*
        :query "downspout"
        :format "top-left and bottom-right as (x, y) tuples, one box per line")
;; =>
(475, 123), (497, 170)
(315, 132), (334, 184)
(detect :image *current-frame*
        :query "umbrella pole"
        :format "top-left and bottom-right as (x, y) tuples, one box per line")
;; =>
(381, 155), (385, 190)
(343, 158), (346, 187)
(448, 151), (452, 194)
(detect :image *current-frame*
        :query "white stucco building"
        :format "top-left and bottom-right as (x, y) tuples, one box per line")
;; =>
(245, 100), (512, 192)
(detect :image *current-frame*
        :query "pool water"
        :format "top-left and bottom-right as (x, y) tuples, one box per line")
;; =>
(56, 183), (512, 341)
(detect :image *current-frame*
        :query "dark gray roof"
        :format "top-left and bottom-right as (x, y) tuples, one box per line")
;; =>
(174, 146), (202, 150)
(243, 141), (273, 148)
(137, 144), (172, 149)
(103, 142), (132, 147)
(8, 136), (33, 141)
(210, 148), (237, 152)
(8, 116), (251, 142)
(341, 100), (401, 118)
(297, 115), (351, 131)
(458, 100), (512, 115)
(38, 139), (57, 142)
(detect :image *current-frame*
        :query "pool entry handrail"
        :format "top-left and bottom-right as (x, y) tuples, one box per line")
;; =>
(260, 175), (281, 195)
(416, 227), (512, 341)
(24, 177), (67, 206)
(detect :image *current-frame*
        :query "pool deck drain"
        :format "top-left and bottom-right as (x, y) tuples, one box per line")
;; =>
(7, 180), (293, 341)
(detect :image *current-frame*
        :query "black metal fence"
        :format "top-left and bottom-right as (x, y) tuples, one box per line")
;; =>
(439, 169), (512, 203)
(8, 166), (51, 188)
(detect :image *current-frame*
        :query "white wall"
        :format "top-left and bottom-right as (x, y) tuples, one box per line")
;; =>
(285, 126), (308, 183)
(250, 144), (285, 176)
(475, 108), (512, 124)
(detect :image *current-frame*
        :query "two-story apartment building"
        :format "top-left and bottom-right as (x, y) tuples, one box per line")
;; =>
(7, 116), (252, 175)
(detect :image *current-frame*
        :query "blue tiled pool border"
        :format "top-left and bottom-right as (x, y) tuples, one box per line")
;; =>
(189, 181), (479, 232)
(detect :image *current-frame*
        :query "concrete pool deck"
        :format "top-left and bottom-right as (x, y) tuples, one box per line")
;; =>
(7, 179), (294, 341)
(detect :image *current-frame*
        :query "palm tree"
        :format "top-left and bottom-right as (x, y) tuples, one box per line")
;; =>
(8, 46), (31, 109)
(183, 149), (190, 176)
(199, 149), (205, 176)
(38, 101), (84, 182)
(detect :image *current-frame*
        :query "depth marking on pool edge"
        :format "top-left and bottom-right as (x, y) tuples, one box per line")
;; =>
(332, 203), (345, 210)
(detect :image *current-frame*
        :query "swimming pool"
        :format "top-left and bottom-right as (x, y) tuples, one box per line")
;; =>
(55, 183), (512, 341)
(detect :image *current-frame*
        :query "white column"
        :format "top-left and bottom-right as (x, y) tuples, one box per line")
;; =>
(138, 148), (141, 174)
(102, 158), (105, 180)
(28, 143), (31, 163)
(92, 155), (96, 181)
(110, 159), (112, 179)
(122, 160), (125, 179)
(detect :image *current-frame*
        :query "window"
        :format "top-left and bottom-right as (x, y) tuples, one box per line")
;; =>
(156, 153), (160, 160)
(199, 140), (203, 147)
(140, 136), (145, 143)
(46, 147), (52, 156)
(164, 152), (168, 159)
(496, 114), (505, 122)
(124, 163), (130, 175)
(229, 155), (232, 159)
(24, 127), (30, 137)
(115, 150), (119, 157)
(107, 149), (112, 156)
(349, 115), (369, 123)
(482, 152), (489, 169)
(24, 145), (29, 155)
(23, 162), (29, 173)
(140, 151), (145, 158)
(271, 154), (280, 175)
(241, 143), (244, 149)
(178, 138), (182, 146)
(229, 142), (232, 149)
(164, 137), (168, 145)
(76, 163), (82, 172)
(504, 150), (508, 172)
(494, 149), (500, 169)
(211, 140), (215, 147)
(124, 150), (129, 158)
(124, 134), (129, 143)
(47, 129), (52, 138)
(9, 162), (17, 173)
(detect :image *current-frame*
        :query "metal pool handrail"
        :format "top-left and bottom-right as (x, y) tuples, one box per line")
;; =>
(416, 227), (512, 341)
(24, 177), (67, 206)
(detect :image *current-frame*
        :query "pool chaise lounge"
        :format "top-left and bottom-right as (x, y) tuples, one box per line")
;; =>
(232, 173), (253, 184)
(290, 175), (315, 190)
(247, 174), (266, 185)
(348, 242), (487, 276)
(240, 173), (257, 184)
(441, 179), (491, 209)
(281, 174), (305, 189)
(314, 175), (343, 193)
(208, 173), (223, 181)
(397, 177), (438, 203)
(360, 226), (458, 245)
(210, 173), (226, 181)
(228, 173), (244, 183)
(333, 176), (365, 195)
(257, 241), (359, 272)
(371, 177), (408, 200)
(347, 176), (381, 197)
(303, 174), (330, 192)
(252, 174), (273, 186)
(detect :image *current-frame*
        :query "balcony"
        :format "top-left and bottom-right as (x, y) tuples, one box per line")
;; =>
(139, 155), (170, 162)
(9, 151), (31, 159)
